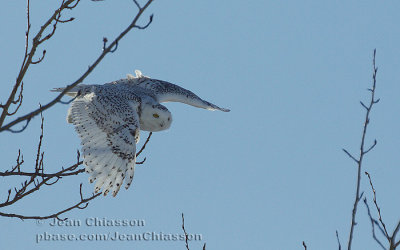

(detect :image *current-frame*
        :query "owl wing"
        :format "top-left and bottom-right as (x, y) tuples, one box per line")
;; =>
(129, 71), (230, 112)
(68, 89), (140, 197)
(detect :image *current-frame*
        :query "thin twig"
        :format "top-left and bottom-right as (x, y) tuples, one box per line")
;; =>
(364, 140), (377, 154)
(134, 14), (153, 29)
(342, 149), (359, 163)
(133, 0), (141, 10)
(31, 50), (46, 64)
(182, 213), (190, 250)
(363, 198), (387, 250)
(365, 172), (389, 238)
(136, 132), (152, 157)
(6, 82), (24, 116)
(7, 119), (31, 133)
(336, 230), (342, 250)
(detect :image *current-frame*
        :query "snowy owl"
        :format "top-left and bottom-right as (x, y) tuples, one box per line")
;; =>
(52, 70), (229, 197)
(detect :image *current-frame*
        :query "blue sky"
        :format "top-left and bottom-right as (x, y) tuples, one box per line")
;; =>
(1, 0), (400, 249)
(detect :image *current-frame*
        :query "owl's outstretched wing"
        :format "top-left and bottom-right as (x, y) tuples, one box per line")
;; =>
(128, 70), (230, 112)
(68, 89), (140, 197)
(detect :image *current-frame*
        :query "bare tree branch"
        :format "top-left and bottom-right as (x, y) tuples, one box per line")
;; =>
(0, 0), (154, 133)
(0, 0), (80, 128)
(0, 186), (101, 221)
(182, 213), (191, 250)
(336, 230), (342, 250)
(5, 82), (24, 116)
(133, 0), (141, 10)
(0, 162), (84, 178)
(363, 197), (387, 250)
(346, 49), (379, 250)
(1, 128), (152, 219)
(180, 213), (207, 250)
(364, 171), (400, 250)
(136, 132), (152, 157)
(365, 172), (389, 238)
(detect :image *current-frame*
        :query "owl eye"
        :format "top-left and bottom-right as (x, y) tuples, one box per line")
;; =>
(153, 113), (159, 118)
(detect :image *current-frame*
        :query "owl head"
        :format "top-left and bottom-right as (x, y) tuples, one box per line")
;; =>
(140, 103), (172, 132)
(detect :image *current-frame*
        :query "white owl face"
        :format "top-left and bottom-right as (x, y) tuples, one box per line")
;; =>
(140, 103), (172, 132)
